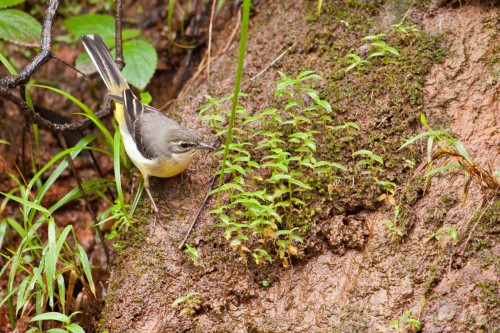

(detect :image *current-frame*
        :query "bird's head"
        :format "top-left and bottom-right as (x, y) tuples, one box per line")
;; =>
(167, 129), (215, 157)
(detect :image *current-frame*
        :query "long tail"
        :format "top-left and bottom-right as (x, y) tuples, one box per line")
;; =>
(81, 34), (129, 95)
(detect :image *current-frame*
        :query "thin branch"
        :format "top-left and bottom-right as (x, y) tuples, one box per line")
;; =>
(207, 0), (217, 79)
(250, 46), (291, 81)
(114, 0), (124, 69)
(179, 8), (241, 99)
(51, 55), (88, 78)
(178, 163), (222, 250)
(0, 0), (60, 88)
(0, 87), (113, 132)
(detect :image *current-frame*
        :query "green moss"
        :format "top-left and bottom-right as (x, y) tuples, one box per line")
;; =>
(476, 280), (500, 310)
(475, 200), (500, 234)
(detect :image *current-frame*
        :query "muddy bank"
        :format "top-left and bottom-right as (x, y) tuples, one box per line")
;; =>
(101, 1), (499, 332)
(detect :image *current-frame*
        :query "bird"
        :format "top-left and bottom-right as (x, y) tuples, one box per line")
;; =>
(81, 34), (215, 231)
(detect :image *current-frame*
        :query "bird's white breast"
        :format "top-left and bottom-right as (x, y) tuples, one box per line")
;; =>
(120, 125), (195, 178)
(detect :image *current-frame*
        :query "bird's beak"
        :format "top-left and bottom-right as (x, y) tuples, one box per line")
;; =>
(197, 142), (216, 151)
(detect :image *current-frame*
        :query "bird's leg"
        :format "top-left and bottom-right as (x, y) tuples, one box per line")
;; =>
(144, 176), (160, 233)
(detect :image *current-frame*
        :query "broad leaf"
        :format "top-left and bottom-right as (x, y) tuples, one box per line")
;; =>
(64, 14), (140, 44)
(122, 39), (158, 90)
(0, 9), (41, 46)
(30, 311), (69, 323)
(64, 14), (115, 42)
(0, 0), (25, 10)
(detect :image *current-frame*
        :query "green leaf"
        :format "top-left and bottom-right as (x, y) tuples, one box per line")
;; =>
(0, 51), (17, 75)
(30, 311), (69, 323)
(45, 219), (57, 308)
(399, 130), (449, 150)
(230, 239), (241, 247)
(64, 14), (115, 41)
(140, 91), (152, 105)
(371, 154), (384, 165)
(4, 217), (25, 237)
(0, 0), (25, 9)
(15, 276), (30, 314)
(389, 319), (399, 329)
(32, 84), (94, 120)
(56, 271), (66, 314)
(453, 140), (471, 163)
(368, 51), (384, 58)
(1, 192), (49, 214)
(65, 323), (85, 333)
(28, 135), (96, 204)
(427, 136), (434, 162)
(420, 113), (427, 126)
(425, 163), (461, 177)
(0, 9), (41, 46)
(171, 296), (186, 307)
(76, 244), (96, 296)
(326, 161), (348, 171)
(47, 329), (68, 333)
(25, 328), (40, 333)
(122, 39), (158, 90)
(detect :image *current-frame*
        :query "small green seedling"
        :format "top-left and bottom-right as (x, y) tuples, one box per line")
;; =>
(171, 292), (203, 317)
(261, 278), (272, 287)
(184, 244), (199, 265)
(352, 149), (384, 166)
(345, 53), (370, 72)
(376, 180), (398, 206)
(382, 205), (405, 243)
(390, 310), (422, 332)
(426, 226), (458, 245)
(391, 23), (419, 35)
(362, 33), (400, 61)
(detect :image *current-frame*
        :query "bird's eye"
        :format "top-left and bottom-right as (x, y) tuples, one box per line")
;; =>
(180, 142), (191, 149)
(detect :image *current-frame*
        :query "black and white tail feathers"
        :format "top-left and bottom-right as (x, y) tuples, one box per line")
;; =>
(81, 34), (129, 95)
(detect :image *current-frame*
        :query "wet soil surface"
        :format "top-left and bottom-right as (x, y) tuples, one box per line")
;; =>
(1, 0), (499, 332)
(98, 1), (499, 332)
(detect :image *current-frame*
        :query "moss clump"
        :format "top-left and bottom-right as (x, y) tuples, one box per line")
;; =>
(476, 280), (500, 310)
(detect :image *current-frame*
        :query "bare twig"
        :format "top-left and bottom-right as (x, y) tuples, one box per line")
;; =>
(0, 87), (113, 132)
(179, 8), (241, 99)
(114, 0), (124, 69)
(52, 55), (88, 78)
(0, 0), (114, 133)
(250, 46), (291, 81)
(0, 0), (59, 88)
(207, 0), (217, 79)
(178, 164), (222, 250)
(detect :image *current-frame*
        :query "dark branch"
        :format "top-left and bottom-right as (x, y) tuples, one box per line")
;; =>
(0, 0), (60, 88)
(0, 86), (113, 132)
(114, 0), (124, 69)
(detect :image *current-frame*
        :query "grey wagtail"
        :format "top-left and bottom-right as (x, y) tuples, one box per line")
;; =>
(81, 34), (215, 229)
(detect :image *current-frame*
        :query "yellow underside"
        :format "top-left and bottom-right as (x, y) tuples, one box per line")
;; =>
(113, 102), (126, 128)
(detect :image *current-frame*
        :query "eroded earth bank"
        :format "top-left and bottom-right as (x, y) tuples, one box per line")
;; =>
(102, 1), (500, 332)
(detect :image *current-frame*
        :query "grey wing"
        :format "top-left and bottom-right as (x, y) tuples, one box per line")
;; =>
(122, 89), (156, 159)
(121, 89), (182, 159)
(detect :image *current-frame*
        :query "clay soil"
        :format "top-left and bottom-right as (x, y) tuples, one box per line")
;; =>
(1, 0), (499, 332)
